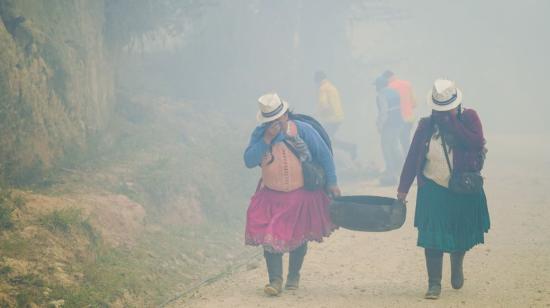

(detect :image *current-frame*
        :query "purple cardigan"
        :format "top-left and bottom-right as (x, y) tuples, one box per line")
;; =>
(398, 108), (486, 194)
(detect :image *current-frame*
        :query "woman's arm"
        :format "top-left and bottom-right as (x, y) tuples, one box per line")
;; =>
(243, 126), (270, 168)
(449, 109), (485, 149)
(298, 122), (337, 187)
(398, 118), (428, 194)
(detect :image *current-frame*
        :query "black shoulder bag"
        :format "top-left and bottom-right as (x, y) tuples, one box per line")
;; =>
(441, 134), (484, 195)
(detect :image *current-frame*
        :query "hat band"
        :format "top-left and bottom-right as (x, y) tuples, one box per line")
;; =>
(432, 93), (457, 106)
(261, 102), (284, 118)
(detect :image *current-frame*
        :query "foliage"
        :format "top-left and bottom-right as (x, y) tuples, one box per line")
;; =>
(0, 189), (24, 230)
(5, 274), (45, 307)
(0, 224), (247, 306)
(0, 234), (32, 257)
(0, 266), (11, 275)
(0, 204), (14, 230)
(0, 0), (113, 186)
(39, 208), (87, 234)
(104, 0), (213, 52)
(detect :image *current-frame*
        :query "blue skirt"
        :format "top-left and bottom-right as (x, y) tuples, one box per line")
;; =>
(415, 179), (490, 252)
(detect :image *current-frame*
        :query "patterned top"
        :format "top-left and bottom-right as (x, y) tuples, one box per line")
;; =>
(261, 122), (304, 192)
(244, 119), (337, 186)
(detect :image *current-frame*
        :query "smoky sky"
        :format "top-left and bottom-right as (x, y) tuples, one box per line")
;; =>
(123, 0), (550, 145)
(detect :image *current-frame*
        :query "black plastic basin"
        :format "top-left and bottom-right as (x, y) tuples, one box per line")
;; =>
(329, 195), (406, 232)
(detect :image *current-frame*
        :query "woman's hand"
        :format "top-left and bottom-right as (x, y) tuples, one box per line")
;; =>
(397, 192), (407, 204)
(263, 121), (281, 144)
(433, 108), (458, 132)
(327, 185), (342, 198)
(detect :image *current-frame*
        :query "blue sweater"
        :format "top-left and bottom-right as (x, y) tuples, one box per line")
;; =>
(243, 120), (338, 186)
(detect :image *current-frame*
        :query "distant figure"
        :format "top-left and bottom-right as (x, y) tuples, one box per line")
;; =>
(383, 70), (417, 154)
(374, 75), (404, 186)
(314, 71), (357, 160)
(244, 93), (341, 296)
(397, 79), (490, 300)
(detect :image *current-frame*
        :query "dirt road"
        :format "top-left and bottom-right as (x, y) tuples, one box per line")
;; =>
(169, 134), (550, 307)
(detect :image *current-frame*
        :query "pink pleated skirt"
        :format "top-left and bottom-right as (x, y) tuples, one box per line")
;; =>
(245, 187), (337, 253)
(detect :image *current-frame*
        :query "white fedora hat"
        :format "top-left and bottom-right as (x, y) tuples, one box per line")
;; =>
(427, 79), (463, 111)
(256, 93), (289, 123)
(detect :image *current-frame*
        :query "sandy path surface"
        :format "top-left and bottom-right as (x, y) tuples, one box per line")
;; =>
(169, 134), (550, 307)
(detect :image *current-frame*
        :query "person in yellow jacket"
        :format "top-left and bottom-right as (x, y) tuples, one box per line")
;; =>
(314, 71), (357, 160)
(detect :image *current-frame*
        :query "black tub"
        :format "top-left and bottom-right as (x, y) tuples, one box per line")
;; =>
(329, 195), (406, 232)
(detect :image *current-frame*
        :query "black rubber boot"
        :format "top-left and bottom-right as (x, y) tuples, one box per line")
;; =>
(286, 243), (307, 290)
(264, 250), (283, 296)
(451, 251), (466, 289)
(424, 248), (443, 299)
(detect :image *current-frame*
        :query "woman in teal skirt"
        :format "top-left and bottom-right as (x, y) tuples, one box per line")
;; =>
(397, 79), (490, 299)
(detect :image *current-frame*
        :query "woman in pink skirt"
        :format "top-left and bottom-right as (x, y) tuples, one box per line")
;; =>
(244, 93), (341, 296)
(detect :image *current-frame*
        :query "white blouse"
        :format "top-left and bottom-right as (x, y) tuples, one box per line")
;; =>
(423, 131), (453, 188)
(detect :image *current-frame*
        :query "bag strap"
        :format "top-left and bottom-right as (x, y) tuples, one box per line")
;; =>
(282, 124), (311, 162)
(255, 178), (263, 192)
(282, 139), (302, 161)
(289, 114), (333, 154)
(440, 134), (453, 174)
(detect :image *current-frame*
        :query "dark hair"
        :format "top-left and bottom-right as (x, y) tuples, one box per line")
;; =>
(429, 104), (463, 124)
(314, 71), (327, 83)
(382, 70), (394, 79)
(374, 76), (388, 90)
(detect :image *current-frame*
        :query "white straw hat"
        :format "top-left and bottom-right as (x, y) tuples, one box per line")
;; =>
(427, 79), (463, 111)
(256, 93), (289, 123)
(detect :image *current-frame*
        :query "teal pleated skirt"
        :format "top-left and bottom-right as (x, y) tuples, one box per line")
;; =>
(415, 179), (490, 252)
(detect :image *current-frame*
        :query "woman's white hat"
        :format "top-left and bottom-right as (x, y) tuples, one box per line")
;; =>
(256, 93), (289, 123)
(427, 79), (463, 111)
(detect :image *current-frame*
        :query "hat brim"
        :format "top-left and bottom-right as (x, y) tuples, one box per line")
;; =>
(257, 100), (289, 123)
(426, 88), (463, 111)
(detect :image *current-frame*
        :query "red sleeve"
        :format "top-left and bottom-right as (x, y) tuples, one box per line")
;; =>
(450, 109), (485, 149)
(398, 118), (429, 194)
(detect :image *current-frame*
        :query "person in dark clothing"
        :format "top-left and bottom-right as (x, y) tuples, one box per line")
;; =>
(397, 79), (490, 299)
(374, 76), (405, 186)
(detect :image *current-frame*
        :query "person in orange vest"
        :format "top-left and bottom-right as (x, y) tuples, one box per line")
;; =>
(374, 75), (404, 186)
(314, 71), (358, 160)
(383, 70), (417, 154)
